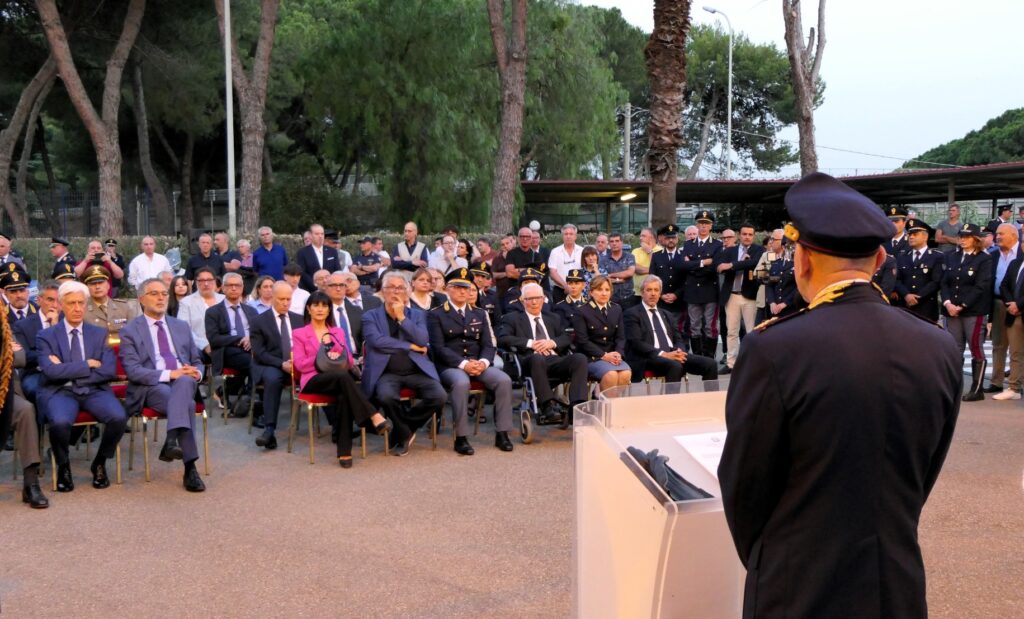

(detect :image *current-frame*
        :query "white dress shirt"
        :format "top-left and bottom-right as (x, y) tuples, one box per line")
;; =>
(177, 291), (224, 351)
(128, 252), (172, 289)
(547, 244), (584, 289)
(289, 287), (310, 315)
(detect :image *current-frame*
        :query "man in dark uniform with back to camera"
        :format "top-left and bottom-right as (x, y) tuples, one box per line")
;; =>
(680, 210), (723, 358)
(718, 172), (962, 619)
(895, 218), (944, 321)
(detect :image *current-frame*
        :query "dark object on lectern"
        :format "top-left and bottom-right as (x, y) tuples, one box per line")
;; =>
(626, 446), (713, 502)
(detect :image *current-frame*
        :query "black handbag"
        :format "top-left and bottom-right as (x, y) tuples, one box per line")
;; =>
(314, 332), (350, 373)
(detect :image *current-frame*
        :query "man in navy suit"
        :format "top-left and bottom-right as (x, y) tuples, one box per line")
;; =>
(37, 281), (127, 492)
(362, 272), (445, 455)
(12, 280), (60, 406)
(714, 223), (765, 373)
(250, 281), (304, 450)
(296, 223), (341, 291)
(204, 272), (259, 411)
(120, 278), (206, 491)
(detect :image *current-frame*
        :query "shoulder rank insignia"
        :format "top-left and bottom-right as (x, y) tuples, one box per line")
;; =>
(755, 307), (808, 332)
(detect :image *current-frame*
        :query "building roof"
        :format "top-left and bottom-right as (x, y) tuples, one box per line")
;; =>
(521, 161), (1024, 205)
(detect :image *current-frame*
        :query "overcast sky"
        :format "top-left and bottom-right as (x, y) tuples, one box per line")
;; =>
(581, 0), (1024, 178)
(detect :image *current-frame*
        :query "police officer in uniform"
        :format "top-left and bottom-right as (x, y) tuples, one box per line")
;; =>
(872, 253), (897, 300)
(502, 267), (549, 314)
(942, 223), (993, 401)
(2, 266), (37, 323)
(49, 237), (76, 280)
(53, 261), (76, 281)
(427, 267), (514, 455)
(895, 218), (944, 321)
(83, 265), (140, 339)
(883, 205), (910, 257)
(680, 210), (723, 357)
(649, 224), (686, 317)
(763, 245), (797, 319)
(553, 268), (588, 327)
(718, 172), (962, 619)
(470, 261), (502, 327)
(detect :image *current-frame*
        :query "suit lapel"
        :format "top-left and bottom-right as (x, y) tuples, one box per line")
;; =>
(56, 320), (70, 360)
(139, 319), (157, 367)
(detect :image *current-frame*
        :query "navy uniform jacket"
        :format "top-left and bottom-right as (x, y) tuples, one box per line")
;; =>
(719, 283), (961, 619)
(476, 288), (502, 328)
(884, 233), (910, 258)
(716, 244), (765, 301)
(553, 296), (586, 327)
(895, 248), (944, 320)
(50, 253), (76, 279)
(680, 237), (722, 304)
(7, 302), (38, 324)
(649, 249), (686, 312)
(872, 254), (897, 299)
(941, 250), (992, 316)
(426, 301), (496, 369)
(764, 257), (797, 310)
(571, 301), (625, 360)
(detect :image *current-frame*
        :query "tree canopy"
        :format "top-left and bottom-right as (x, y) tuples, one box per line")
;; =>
(904, 108), (1024, 169)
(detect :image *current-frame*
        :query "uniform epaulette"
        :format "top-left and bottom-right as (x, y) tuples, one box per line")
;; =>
(897, 306), (945, 328)
(754, 307), (808, 332)
(438, 302), (449, 312)
(588, 301), (598, 308)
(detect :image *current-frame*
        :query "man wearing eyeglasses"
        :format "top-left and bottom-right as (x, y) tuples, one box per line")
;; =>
(498, 282), (588, 425)
(204, 272), (258, 413)
(120, 278), (206, 492)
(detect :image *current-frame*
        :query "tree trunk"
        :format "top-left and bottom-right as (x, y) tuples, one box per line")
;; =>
(35, 116), (64, 234)
(687, 89), (719, 179)
(214, 0), (280, 236)
(36, 0), (145, 237)
(783, 0), (826, 176)
(131, 59), (174, 235)
(486, 0), (527, 235)
(645, 0), (692, 228)
(15, 74), (55, 233)
(0, 55), (56, 237)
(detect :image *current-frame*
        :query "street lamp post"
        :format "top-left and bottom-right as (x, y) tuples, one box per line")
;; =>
(222, 0), (237, 238)
(703, 6), (733, 179)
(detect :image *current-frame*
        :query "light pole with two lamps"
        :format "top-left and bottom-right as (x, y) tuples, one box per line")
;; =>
(702, 5), (733, 179)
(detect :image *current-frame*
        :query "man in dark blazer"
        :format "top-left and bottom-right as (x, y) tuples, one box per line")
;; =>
(985, 222), (1024, 396)
(37, 281), (127, 492)
(12, 280), (60, 405)
(341, 271), (382, 312)
(991, 225), (1024, 399)
(325, 272), (363, 358)
(497, 282), (588, 423)
(249, 281), (304, 449)
(715, 224), (765, 373)
(624, 276), (717, 383)
(719, 173), (961, 619)
(119, 278), (206, 492)
(362, 272), (446, 454)
(204, 272), (259, 410)
(296, 223), (341, 291)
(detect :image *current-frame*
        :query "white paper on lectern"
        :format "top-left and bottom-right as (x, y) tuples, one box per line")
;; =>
(674, 431), (728, 478)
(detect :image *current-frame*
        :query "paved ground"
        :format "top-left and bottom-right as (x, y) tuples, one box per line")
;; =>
(1, 390), (1022, 618)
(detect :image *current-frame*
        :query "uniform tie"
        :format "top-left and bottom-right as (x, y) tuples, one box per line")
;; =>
(154, 321), (178, 370)
(16, 309), (24, 321)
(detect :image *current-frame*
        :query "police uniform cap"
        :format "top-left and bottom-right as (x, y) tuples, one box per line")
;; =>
(83, 264), (112, 284)
(565, 268), (585, 283)
(469, 261), (492, 277)
(358, 236), (373, 244)
(54, 262), (76, 279)
(324, 229), (340, 240)
(520, 268), (544, 282)
(657, 224), (679, 237)
(695, 210), (715, 224)
(444, 267), (474, 288)
(959, 223), (985, 238)
(783, 172), (895, 258)
(997, 203), (1013, 215)
(905, 218), (933, 234)
(885, 205), (909, 220)
(0, 266), (29, 290)
(50, 237), (70, 247)
(104, 238), (118, 247)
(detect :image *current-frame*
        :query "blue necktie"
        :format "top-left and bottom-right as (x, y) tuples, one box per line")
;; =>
(69, 328), (89, 396)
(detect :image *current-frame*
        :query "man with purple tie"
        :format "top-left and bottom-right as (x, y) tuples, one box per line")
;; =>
(120, 278), (206, 492)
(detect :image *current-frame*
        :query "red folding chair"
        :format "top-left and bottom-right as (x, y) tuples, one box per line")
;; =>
(49, 411), (122, 491)
(129, 401), (209, 480)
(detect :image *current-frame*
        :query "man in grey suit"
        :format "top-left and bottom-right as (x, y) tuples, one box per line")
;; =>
(119, 278), (206, 492)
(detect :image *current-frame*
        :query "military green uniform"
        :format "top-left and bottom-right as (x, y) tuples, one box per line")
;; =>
(82, 264), (140, 337)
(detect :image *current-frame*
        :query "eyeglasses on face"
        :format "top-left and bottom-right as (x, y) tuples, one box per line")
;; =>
(383, 285), (406, 292)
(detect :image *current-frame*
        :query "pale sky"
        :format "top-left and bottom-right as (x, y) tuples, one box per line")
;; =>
(581, 0), (1024, 178)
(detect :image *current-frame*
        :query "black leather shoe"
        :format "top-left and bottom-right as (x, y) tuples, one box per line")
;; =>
(22, 483), (49, 508)
(255, 430), (277, 450)
(56, 463), (74, 492)
(394, 433), (415, 457)
(183, 468), (206, 492)
(983, 384), (1003, 393)
(962, 391), (984, 402)
(454, 436), (475, 456)
(338, 457), (353, 469)
(718, 364), (732, 375)
(91, 462), (111, 489)
(252, 415), (266, 429)
(494, 431), (514, 452)
(159, 436), (184, 462)
(372, 417), (394, 436)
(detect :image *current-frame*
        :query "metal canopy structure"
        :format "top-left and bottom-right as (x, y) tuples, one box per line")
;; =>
(521, 161), (1024, 205)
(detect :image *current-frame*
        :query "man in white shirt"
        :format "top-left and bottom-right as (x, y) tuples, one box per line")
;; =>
(282, 263), (310, 315)
(428, 235), (466, 274)
(547, 224), (584, 304)
(128, 236), (172, 290)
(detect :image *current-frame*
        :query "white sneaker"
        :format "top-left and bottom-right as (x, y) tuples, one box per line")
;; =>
(992, 389), (1021, 401)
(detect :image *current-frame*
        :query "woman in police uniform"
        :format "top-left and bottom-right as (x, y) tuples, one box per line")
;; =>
(941, 222), (993, 401)
(571, 275), (631, 393)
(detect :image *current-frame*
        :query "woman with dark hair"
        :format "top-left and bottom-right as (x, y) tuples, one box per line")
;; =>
(942, 223), (993, 402)
(291, 291), (397, 468)
(167, 275), (190, 317)
(572, 275), (631, 394)
(409, 267), (446, 311)
(580, 246), (607, 296)
(457, 238), (476, 264)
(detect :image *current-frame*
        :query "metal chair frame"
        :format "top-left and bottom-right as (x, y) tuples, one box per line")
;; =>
(48, 413), (122, 491)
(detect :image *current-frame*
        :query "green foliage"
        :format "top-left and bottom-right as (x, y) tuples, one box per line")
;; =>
(905, 108), (1024, 168)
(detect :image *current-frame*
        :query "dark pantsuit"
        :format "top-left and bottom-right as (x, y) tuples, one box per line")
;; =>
(644, 354), (718, 382)
(523, 352), (589, 404)
(42, 388), (126, 466)
(302, 371), (376, 457)
(259, 366), (287, 429)
(374, 372), (446, 439)
(142, 377), (200, 463)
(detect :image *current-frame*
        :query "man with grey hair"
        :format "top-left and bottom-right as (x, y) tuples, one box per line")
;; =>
(684, 225), (698, 242)
(249, 281), (304, 450)
(37, 280), (127, 492)
(253, 225), (288, 280)
(204, 272), (259, 412)
(185, 233), (225, 289)
(547, 223), (583, 304)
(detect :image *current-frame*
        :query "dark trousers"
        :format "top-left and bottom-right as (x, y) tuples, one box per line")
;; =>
(222, 347), (253, 391)
(42, 388), (127, 466)
(302, 371), (376, 457)
(374, 372), (446, 441)
(641, 354), (719, 382)
(523, 352), (589, 405)
(908, 298), (940, 322)
(259, 365), (287, 429)
(142, 377), (200, 462)
(21, 371), (41, 406)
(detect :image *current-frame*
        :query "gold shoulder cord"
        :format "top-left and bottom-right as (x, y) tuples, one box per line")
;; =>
(0, 306), (13, 406)
(807, 278), (882, 309)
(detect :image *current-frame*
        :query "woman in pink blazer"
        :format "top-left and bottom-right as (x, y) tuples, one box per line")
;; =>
(292, 291), (392, 468)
